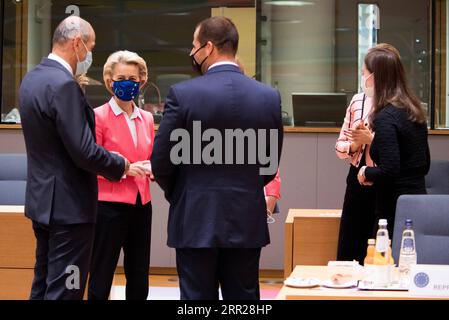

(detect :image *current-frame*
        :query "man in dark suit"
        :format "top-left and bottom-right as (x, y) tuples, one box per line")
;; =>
(19, 16), (145, 300)
(151, 16), (283, 300)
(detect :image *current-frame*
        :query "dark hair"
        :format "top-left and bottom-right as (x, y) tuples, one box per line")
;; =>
(365, 44), (426, 128)
(196, 16), (239, 56)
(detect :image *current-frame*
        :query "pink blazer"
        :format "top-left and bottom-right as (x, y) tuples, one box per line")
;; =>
(335, 93), (374, 167)
(264, 169), (281, 199)
(95, 103), (154, 205)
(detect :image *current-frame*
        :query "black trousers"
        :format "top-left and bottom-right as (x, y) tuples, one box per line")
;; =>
(88, 195), (152, 300)
(175, 248), (261, 300)
(30, 222), (95, 300)
(337, 164), (377, 264)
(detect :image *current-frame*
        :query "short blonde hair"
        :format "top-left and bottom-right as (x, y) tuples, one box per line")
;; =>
(103, 50), (148, 94)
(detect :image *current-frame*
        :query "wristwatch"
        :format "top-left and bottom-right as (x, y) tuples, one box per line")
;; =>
(124, 159), (130, 174)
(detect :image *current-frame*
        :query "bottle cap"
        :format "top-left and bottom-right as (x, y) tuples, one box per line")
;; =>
(378, 219), (388, 226)
(368, 239), (375, 245)
(405, 219), (413, 227)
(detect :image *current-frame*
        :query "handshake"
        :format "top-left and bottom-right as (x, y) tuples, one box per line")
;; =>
(126, 160), (154, 181)
(111, 151), (154, 181)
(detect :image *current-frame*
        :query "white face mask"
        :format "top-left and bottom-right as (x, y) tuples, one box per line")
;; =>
(75, 40), (93, 76)
(362, 73), (374, 98)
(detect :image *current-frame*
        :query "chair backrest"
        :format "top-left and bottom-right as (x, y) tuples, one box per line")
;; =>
(392, 195), (449, 265)
(0, 153), (27, 205)
(425, 160), (449, 194)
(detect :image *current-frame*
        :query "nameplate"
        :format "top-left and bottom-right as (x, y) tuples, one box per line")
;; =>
(409, 264), (449, 297)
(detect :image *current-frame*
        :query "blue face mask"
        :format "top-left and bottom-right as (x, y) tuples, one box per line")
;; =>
(113, 80), (140, 102)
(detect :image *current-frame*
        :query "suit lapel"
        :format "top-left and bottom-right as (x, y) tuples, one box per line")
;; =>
(113, 106), (138, 160)
(135, 115), (149, 160)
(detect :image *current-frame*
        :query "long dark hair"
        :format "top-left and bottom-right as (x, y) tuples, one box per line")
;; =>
(365, 44), (426, 128)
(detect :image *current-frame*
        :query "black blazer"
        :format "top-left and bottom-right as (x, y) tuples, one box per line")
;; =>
(366, 104), (430, 186)
(19, 58), (125, 225)
(151, 64), (283, 248)
(365, 104), (430, 227)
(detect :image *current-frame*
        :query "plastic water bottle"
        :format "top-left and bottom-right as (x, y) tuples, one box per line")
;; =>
(388, 239), (394, 265)
(373, 219), (391, 286)
(398, 219), (417, 288)
(373, 219), (390, 265)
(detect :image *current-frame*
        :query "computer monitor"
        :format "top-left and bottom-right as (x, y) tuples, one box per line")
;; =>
(292, 93), (348, 127)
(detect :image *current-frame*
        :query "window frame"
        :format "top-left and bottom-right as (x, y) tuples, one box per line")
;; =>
(0, 0), (446, 131)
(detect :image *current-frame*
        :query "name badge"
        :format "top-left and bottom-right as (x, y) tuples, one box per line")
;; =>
(409, 264), (449, 297)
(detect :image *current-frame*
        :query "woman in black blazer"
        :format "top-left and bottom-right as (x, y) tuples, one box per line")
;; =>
(357, 44), (430, 237)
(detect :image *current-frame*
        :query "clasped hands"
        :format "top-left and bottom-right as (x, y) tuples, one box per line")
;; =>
(266, 196), (277, 224)
(111, 151), (154, 181)
(344, 122), (374, 186)
(127, 160), (154, 181)
(343, 121), (373, 148)
(357, 166), (373, 186)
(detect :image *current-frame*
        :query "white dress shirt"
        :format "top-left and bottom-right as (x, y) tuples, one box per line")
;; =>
(48, 53), (73, 75)
(208, 61), (239, 71)
(108, 97), (142, 147)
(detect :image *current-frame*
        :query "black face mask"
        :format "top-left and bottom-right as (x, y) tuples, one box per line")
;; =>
(190, 43), (209, 75)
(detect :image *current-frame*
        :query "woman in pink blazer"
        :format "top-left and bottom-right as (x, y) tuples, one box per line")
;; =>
(88, 51), (154, 300)
(265, 169), (281, 223)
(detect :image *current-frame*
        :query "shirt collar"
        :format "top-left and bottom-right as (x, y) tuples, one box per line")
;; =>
(208, 61), (239, 71)
(48, 53), (73, 75)
(108, 97), (142, 120)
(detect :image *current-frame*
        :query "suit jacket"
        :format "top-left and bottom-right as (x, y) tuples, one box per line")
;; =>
(19, 58), (125, 225)
(95, 102), (154, 205)
(151, 64), (283, 248)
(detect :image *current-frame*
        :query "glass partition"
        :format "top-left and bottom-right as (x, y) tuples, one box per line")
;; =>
(0, 0), (256, 123)
(435, 0), (449, 128)
(258, 0), (431, 127)
(0, 0), (439, 129)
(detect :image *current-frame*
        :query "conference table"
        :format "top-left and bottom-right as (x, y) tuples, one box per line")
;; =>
(276, 265), (449, 300)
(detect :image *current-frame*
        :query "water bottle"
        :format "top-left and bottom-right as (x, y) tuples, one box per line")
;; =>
(388, 239), (394, 265)
(398, 219), (417, 288)
(373, 219), (391, 286)
(373, 219), (390, 265)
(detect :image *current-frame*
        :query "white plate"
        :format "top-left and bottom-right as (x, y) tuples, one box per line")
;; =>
(321, 280), (358, 289)
(284, 277), (321, 288)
